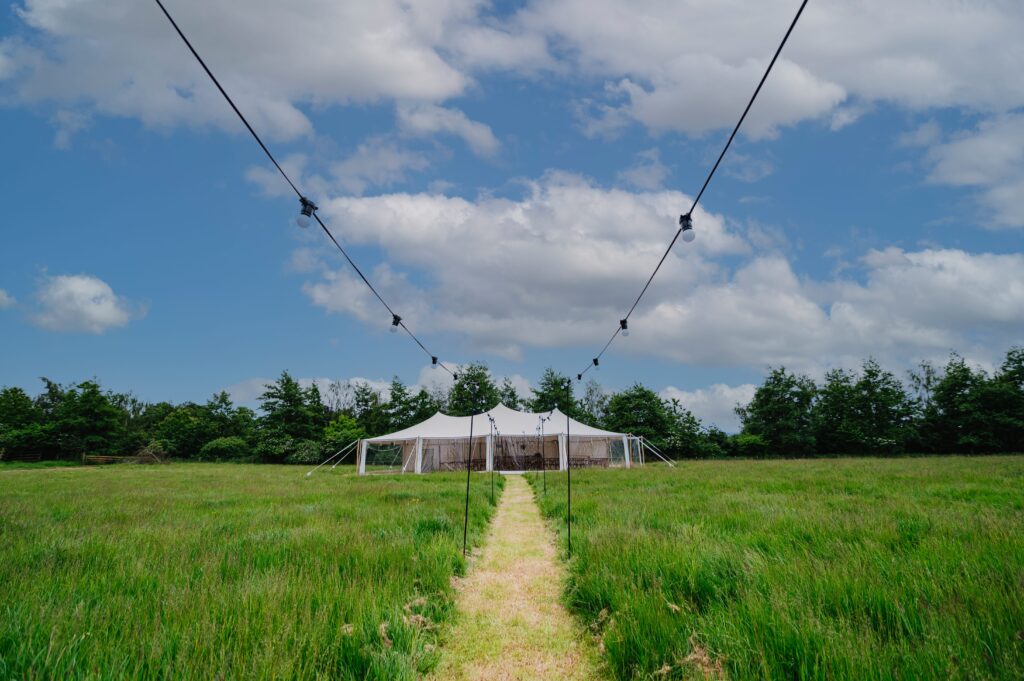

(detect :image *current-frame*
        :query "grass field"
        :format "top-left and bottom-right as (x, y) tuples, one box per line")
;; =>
(529, 456), (1024, 680)
(0, 464), (502, 680)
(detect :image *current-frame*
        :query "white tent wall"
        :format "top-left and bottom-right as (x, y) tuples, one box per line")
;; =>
(358, 405), (639, 475)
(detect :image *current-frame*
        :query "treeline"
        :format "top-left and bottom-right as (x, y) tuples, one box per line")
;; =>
(1, 348), (1021, 463)
(735, 349), (1024, 457)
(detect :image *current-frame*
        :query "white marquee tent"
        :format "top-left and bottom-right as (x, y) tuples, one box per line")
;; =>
(356, 404), (651, 474)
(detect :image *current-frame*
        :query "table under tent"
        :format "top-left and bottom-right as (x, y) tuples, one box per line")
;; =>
(357, 404), (661, 474)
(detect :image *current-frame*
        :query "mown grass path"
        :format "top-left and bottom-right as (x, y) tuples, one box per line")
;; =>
(430, 475), (602, 681)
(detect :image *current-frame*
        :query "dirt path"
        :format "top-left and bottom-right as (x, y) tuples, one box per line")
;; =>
(429, 475), (602, 681)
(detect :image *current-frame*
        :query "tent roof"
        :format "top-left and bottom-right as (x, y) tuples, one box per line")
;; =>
(365, 404), (626, 442)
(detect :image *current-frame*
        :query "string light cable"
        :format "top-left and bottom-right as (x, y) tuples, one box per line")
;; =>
(152, 0), (454, 376)
(574, 0), (811, 381)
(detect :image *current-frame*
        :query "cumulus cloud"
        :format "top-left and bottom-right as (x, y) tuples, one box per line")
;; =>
(292, 173), (1023, 374)
(0, 289), (15, 309)
(397, 103), (501, 157)
(661, 383), (757, 433)
(332, 137), (430, 196)
(925, 114), (1024, 228)
(616, 148), (669, 190)
(51, 109), (89, 149)
(302, 172), (746, 355)
(2, 0), (484, 140)
(518, 0), (1024, 136)
(31, 274), (143, 333)
(10, 0), (1024, 145)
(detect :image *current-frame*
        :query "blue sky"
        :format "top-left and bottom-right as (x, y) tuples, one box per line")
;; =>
(1, 0), (1022, 430)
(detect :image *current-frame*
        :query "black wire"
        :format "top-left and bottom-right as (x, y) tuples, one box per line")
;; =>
(576, 0), (810, 380)
(153, 0), (453, 377)
(153, 0), (301, 199)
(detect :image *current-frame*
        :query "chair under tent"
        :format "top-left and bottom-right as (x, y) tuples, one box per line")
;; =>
(342, 404), (671, 474)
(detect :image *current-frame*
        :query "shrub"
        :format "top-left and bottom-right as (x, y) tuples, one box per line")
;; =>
(284, 439), (322, 465)
(198, 436), (250, 461)
(730, 433), (769, 458)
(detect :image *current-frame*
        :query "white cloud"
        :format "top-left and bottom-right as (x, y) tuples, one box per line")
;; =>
(898, 120), (941, 148)
(724, 152), (774, 183)
(616, 148), (669, 190)
(303, 172), (746, 356)
(292, 173), (1023, 375)
(331, 137), (430, 196)
(51, 109), (89, 149)
(602, 58), (845, 139)
(31, 274), (143, 333)
(7, 0), (1024, 162)
(517, 0), (1024, 136)
(0, 289), (15, 309)
(3, 0), (481, 140)
(397, 103), (501, 157)
(661, 383), (757, 433)
(925, 114), (1024, 228)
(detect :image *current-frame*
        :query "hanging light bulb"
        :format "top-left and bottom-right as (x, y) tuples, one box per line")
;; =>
(620, 319), (629, 337)
(679, 213), (695, 243)
(592, 357), (600, 371)
(390, 314), (401, 333)
(297, 197), (317, 228)
(431, 356), (438, 370)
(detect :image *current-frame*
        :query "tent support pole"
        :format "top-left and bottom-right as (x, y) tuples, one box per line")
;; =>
(566, 407), (572, 559)
(462, 414), (475, 559)
(305, 439), (357, 477)
(329, 441), (358, 470)
(358, 440), (368, 475)
(642, 440), (676, 467)
(540, 422), (546, 497)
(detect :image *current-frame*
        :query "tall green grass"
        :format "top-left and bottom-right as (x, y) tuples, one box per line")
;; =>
(529, 457), (1024, 680)
(0, 464), (503, 680)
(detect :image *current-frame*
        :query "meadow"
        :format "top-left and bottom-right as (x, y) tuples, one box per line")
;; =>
(0, 463), (502, 680)
(530, 456), (1024, 680)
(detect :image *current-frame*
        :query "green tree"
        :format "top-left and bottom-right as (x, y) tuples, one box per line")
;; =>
(603, 384), (672, 452)
(813, 368), (861, 454)
(385, 378), (416, 431)
(664, 398), (707, 458)
(259, 372), (322, 441)
(305, 381), (328, 432)
(352, 382), (389, 436)
(324, 413), (367, 453)
(0, 387), (42, 430)
(577, 378), (609, 427)
(156, 403), (220, 458)
(737, 367), (816, 457)
(497, 378), (521, 410)
(447, 363), (499, 416)
(57, 381), (125, 458)
(527, 368), (576, 415)
(409, 388), (441, 423)
(852, 359), (913, 454)
(999, 346), (1024, 391)
(198, 436), (250, 461)
(930, 354), (985, 453)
